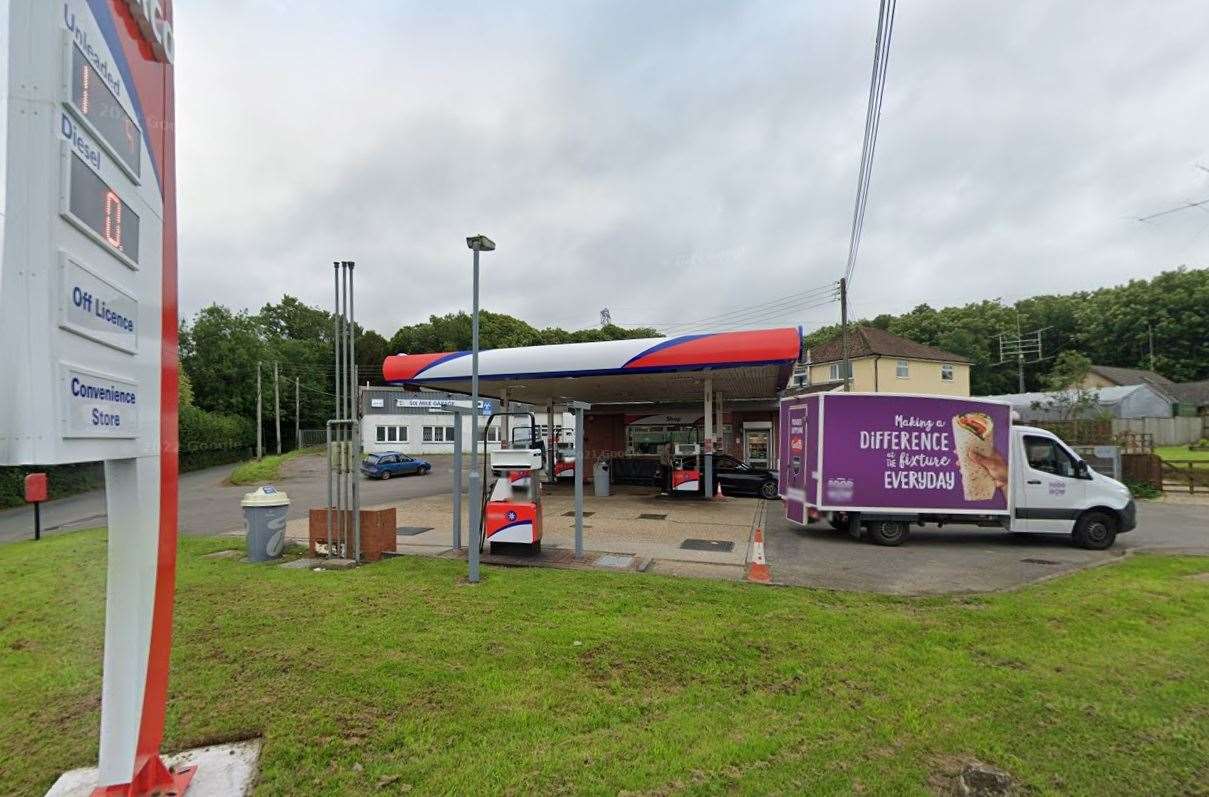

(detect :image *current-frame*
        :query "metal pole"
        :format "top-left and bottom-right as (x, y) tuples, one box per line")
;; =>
(331, 263), (340, 557)
(295, 377), (300, 451)
(325, 422), (333, 557)
(348, 261), (361, 563)
(452, 409), (463, 549)
(468, 249), (481, 583)
(341, 262), (350, 557)
(703, 377), (713, 499)
(839, 277), (850, 391)
(546, 400), (555, 485)
(335, 262), (345, 556)
(34, 502), (40, 541)
(574, 406), (584, 558)
(274, 362), (281, 455)
(256, 362), (263, 459)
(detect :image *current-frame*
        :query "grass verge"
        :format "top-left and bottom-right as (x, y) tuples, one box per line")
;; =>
(228, 447), (320, 486)
(1, 532), (1206, 795)
(1156, 445), (1209, 464)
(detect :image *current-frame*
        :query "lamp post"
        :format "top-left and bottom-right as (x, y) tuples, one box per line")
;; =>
(465, 234), (495, 584)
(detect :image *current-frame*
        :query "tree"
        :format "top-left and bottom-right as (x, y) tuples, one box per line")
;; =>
(1033, 351), (1099, 421)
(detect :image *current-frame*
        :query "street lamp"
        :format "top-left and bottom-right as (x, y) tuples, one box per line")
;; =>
(466, 234), (494, 584)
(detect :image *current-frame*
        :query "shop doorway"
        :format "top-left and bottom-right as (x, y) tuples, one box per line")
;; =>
(743, 425), (772, 468)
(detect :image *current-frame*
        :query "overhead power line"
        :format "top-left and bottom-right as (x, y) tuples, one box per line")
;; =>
(843, 0), (898, 288)
(1137, 197), (1209, 223)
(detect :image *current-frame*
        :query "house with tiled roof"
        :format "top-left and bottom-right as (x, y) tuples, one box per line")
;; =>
(795, 326), (971, 396)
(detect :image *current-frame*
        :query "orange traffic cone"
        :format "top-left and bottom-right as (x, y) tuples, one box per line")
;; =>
(746, 528), (772, 584)
(712, 478), (726, 500)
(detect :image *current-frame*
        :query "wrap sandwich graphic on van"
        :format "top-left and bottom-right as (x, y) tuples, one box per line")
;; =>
(952, 411), (998, 500)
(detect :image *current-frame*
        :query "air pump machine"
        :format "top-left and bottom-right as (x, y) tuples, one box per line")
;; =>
(479, 412), (546, 553)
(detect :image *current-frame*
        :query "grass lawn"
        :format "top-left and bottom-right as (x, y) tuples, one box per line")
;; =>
(1, 533), (1207, 795)
(228, 446), (321, 486)
(1156, 445), (1209, 465)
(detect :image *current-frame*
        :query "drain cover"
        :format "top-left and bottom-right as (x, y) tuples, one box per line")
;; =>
(680, 539), (735, 552)
(1020, 557), (1062, 565)
(596, 554), (636, 569)
(562, 511), (595, 517)
(639, 513), (667, 520)
(396, 526), (433, 536)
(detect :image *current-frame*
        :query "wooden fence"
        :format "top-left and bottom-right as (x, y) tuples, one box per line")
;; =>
(1160, 459), (1209, 494)
(1122, 453), (1162, 489)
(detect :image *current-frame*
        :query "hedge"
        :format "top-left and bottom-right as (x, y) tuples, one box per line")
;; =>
(0, 407), (255, 510)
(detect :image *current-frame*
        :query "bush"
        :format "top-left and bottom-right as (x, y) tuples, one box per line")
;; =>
(0, 407), (254, 510)
(179, 405), (255, 453)
(1124, 480), (1163, 500)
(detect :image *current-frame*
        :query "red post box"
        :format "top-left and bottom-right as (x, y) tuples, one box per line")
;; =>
(24, 472), (47, 503)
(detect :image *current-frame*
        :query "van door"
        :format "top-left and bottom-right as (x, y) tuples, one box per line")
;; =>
(1014, 433), (1087, 533)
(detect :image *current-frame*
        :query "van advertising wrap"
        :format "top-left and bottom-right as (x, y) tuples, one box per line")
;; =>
(819, 394), (1011, 511)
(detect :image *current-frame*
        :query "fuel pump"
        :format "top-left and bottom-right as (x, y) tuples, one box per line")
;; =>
(662, 442), (702, 496)
(479, 412), (546, 553)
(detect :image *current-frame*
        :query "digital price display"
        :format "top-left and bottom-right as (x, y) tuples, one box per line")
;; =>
(70, 45), (140, 178)
(69, 153), (140, 263)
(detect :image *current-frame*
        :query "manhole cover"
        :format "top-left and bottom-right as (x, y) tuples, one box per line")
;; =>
(639, 513), (667, 520)
(680, 539), (735, 552)
(1020, 558), (1062, 565)
(596, 554), (636, 569)
(562, 511), (595, 517)
(397, 526), (434, 536)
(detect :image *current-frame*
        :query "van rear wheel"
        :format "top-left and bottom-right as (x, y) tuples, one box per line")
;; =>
(867, 520), (909, 546)
(1073, 511), (1117, 550)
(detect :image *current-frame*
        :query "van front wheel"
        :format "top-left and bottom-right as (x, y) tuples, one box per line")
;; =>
(1073, 511), (1117, 550)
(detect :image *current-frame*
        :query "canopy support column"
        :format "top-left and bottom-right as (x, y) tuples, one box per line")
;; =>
(501, 389), (510, 448)
(703, 377), (714, 499)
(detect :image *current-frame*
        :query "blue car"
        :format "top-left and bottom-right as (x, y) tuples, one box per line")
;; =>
(361, 452), (431, 480)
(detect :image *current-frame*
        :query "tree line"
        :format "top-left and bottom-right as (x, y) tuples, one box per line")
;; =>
(806, 267), (1208, 395)
(180, 267), (1207, 439)
(180, 299), (658, 440)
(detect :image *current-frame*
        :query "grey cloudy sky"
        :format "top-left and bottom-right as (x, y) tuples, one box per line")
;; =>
(175, 1), (1209, 340)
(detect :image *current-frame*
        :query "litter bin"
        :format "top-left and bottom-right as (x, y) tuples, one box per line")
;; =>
(593, 459), (612, 497)
(241, 486), (290, 562)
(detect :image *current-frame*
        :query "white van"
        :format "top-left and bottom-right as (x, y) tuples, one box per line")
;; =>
(779, 392), (1137, 549)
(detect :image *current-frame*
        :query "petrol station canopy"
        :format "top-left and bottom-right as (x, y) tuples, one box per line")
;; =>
(381, 328), (802, 404)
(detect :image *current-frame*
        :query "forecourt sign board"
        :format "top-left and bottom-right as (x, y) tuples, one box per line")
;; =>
(0, 1), (188, 793)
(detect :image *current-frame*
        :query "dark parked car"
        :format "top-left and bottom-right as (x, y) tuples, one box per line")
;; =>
(361, 452), (431, 480)
(711, 454), (779, 499)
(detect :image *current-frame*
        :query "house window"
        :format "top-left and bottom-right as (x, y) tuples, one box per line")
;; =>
(896, 359), (910, 379)
(941, 363), (954, 382)
(423, 426), (457, 443)
(377, 426), (407, 443)
(828, 362), (851, 381)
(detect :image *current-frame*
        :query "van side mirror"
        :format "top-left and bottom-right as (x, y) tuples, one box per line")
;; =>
(1076, 460), (1090, 480)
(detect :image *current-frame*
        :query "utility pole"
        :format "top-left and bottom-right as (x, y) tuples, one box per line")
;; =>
(295, 377), (300, 451)
(274, 361), (281, 455)
(1016, 314), (1025, 393)
(256, 362), (263, 460)
(839, 277), (851, 391)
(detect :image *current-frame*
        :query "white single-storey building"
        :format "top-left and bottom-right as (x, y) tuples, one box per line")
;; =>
(359, 386), (574, 457)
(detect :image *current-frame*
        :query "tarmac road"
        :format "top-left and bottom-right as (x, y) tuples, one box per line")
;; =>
(762, 498), (1209, 594)
(0, 453), (463, 543)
